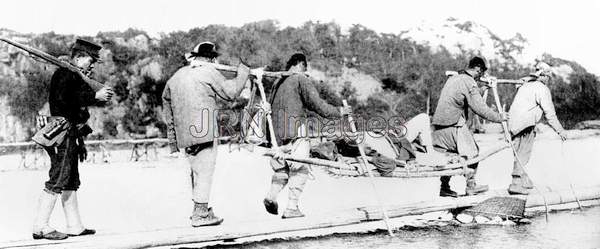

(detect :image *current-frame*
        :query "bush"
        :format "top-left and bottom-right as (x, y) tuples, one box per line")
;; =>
(2, 21), (599, 141)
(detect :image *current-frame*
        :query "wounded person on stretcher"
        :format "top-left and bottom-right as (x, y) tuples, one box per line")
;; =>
(310, 113), (452, 176)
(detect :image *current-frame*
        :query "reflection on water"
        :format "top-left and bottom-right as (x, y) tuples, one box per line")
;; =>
(210, 207), (600, 249)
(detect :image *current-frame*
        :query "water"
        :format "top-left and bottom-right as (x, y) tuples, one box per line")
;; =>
(209, 207), (600, 249)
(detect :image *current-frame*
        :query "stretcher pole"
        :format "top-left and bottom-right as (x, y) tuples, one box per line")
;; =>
(251, 72), (279, 148)
(342, 100), (394, 236)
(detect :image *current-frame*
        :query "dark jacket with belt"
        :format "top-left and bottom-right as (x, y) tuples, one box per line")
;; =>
(49, 68), (98, 127)
(44, 67), (100, 192)
(270, 73), (341, 145)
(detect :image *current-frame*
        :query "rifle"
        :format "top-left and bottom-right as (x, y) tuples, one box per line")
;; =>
(445, 70), (524, 85)
(0, 37), (104, 91)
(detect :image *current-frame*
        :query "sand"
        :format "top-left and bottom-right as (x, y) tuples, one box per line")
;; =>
(0, 131), (599, 243)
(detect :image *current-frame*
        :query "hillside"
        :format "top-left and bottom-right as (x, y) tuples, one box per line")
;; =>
(402, 17), (583, 83)
(0, 19), (599, 142)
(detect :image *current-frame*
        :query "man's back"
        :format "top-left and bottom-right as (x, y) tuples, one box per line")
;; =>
(508, 80), (563, 134)
(270, 73), (339, 144)
(163, 65), (224, 147)
(433, 73), (502, 126)
(432, 74), (474, 126)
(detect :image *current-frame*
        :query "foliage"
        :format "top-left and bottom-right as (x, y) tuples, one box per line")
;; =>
(1, 21), (599, 141)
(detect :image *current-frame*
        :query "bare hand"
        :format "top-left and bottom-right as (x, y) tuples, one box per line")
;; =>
(289, 162), (305, 171)
(500, 112), (509, 121)
(558, 131), (568, 141)
(260, 101), (271, 114)
(36, 115), (48, 129)
(272, 148), (286, 161)
(251, 67), (265, 81)
(78, 146), (87, 162)
(237, 63), (251, 76)
(483, 76), (498, 89)
(95, 86), (114, 102)
(340, 106), (353, 116)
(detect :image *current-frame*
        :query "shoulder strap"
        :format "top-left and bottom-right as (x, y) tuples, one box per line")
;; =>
(269, 75), (289, 104)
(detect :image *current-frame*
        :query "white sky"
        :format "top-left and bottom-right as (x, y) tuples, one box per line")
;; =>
(2, 0), (599, 74)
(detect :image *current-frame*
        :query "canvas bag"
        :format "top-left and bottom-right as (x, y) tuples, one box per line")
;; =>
(32, 116), (71, 148)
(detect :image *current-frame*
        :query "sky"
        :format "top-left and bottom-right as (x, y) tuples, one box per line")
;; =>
(2, 0), (599, 75)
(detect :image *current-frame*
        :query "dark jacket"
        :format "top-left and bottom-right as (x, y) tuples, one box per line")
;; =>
(49, 68), (98, 125)
(270, 73), (341, 145)
(432, 72), (503, 127)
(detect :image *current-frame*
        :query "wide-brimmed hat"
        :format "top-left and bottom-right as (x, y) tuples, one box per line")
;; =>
(185, 41), (220, 61)
(72, 38), (102, 61)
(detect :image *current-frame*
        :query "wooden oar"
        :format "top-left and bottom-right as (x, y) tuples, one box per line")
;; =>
(342, 100), (394, 236)
(490, 84), (550, 221)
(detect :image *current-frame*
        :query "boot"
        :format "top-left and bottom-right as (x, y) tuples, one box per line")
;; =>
(264, 171), (288, 215)
(191, 203), (223, 227)
(439, 176), (457, 198)
(466, 180), (489, 196)
(513, 161), (534, 189)
(283, 169), (308, 219)
(32, 190), (68, 240)
(61, 191), (95, 237)
(263, 198), (279, 215)
(440, 188), (458, 198)
(508, 184), (530, 195)
(282, 208), (305, 219)
(522, 174), (534, 189)
(465, 165), (488, 196)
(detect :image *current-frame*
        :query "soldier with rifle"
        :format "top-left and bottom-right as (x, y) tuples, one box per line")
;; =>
(32, 38), (114, 240)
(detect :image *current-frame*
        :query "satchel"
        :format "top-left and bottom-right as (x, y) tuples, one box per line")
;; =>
(32, 116), (71, 148)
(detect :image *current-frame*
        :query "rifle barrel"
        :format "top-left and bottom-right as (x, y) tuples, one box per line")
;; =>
(1, 37), (105, 91)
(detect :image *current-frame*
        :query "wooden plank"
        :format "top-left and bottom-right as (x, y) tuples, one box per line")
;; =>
(2, 210), (365, 249)
(359, 185), (600, 220)
(3, 185), (599, 249)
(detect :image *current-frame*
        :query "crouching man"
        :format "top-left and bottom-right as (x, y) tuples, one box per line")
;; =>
(162, 42), (251, 226)
(432, 57), (507, 197)
(33, 39), (113, 240)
